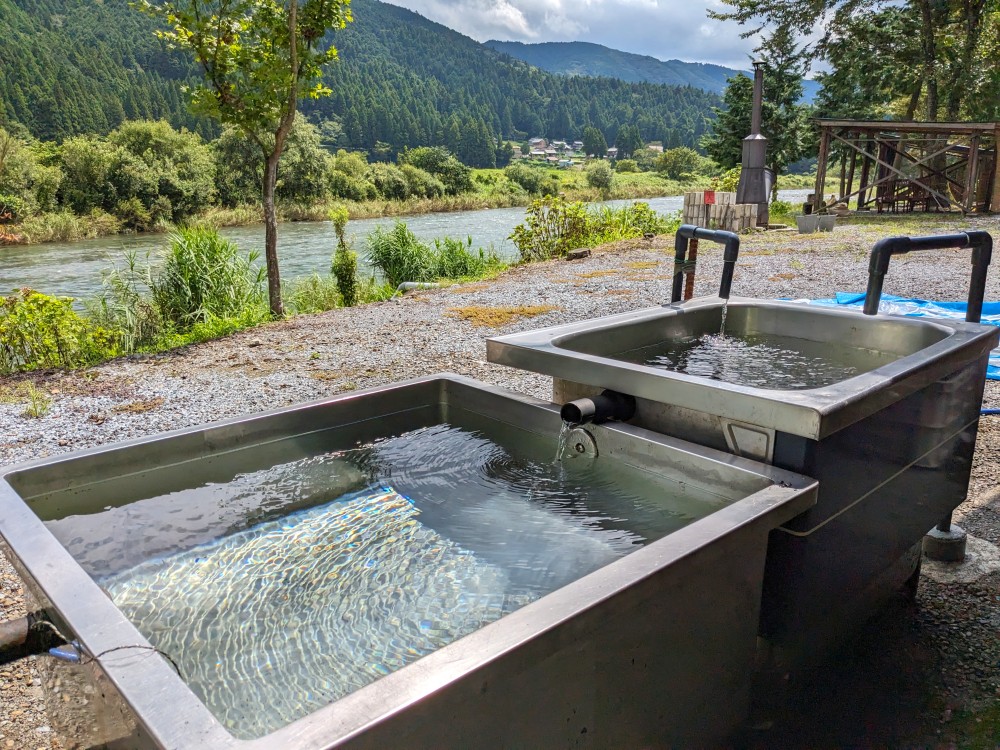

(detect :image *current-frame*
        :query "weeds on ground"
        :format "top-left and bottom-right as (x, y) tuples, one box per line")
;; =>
(0, 381), (53, 418)
(112, 397), (165, 414)
(447, 304), (559, 327)
(284, 274), (341, 315)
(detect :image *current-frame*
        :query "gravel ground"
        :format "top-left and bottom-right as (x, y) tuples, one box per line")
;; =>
(2, 213), (1000, 748)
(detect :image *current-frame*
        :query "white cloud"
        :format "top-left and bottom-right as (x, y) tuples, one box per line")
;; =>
(384, 0), (760, 68)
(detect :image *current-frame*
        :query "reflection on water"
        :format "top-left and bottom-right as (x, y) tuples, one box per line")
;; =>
(53, 420), (727, 738)
(624, 331), (899, 389)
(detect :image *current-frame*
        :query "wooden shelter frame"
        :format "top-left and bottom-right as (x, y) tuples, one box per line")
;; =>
(812, 120), (1000, 215)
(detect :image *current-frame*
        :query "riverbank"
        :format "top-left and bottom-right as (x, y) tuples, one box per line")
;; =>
(2, 171), (698, 248)
(2, 213), (1000, 748)
(1, 171), (829, 248)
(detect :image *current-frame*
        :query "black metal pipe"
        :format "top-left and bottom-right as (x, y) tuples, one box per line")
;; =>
(560, 390), (636, 425)
(750, 60), (764, 136)
(0, 614), (63, 665)
(863, 231), (993, 319)
(670, 224), (741, 303)
(863, 230), (993, 536)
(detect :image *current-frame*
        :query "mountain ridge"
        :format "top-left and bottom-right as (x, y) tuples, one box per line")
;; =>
(484, 39), (821, 102)
(0, 0), (721, 156)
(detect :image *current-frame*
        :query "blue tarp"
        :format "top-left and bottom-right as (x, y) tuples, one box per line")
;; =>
(797, 293), (1000, 380)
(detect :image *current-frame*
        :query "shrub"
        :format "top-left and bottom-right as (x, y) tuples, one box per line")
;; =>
(585, 161), (614, 191)
(355, 276), (396, 304)
(399, 164), (445, 199)
(711, 166), (741, 192)
(114, 196), (153, 232)
(331, 247), (357, 307)
(57, 135), (116, 214)
(503, 163), (544, 194)
(590, 202), (674, 243)
(330, 205), (358, 307)
(366, 222), (435, 288)
(398, 147), (472, 195)
(366, 162), (409, 201)
(655, 147), (702, 180)
(0, 289), (116, 373)
(284, 274), (342, 314)
(769, 199), (793, 220)
(539, 174), (562, 197)
(509, 199), (675, 262)
(107, 120), (216, 222)
(328, 170), (377, 201)
(430, 236), (507, 279)
(615, 159), (639, 173)
(0, 193), (26, 223)
(332, 149), (369, 180)
(367, 222), (507, 287)
(88, 250), (163, 354)
(151, 228), (266, 331)
(509, 196), (591, 262)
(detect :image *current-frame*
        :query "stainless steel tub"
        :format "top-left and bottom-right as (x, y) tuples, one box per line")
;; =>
(0, 374), (815, 750)
(488, 298), (999, 664)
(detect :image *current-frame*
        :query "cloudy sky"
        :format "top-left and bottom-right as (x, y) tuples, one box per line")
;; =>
(383, 0), (762, 69)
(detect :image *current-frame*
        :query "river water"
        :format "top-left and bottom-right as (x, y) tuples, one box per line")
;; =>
(0, 190), (811, 302)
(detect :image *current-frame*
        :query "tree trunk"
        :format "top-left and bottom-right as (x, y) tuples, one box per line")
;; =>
(918, 0), (939, 121)
(945, 0), (988, 119)
(263, 151), (284, 318)
(258, 0), (300, 320)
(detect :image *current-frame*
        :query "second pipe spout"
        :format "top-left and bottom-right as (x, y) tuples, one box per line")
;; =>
(560, 390), (636, 425)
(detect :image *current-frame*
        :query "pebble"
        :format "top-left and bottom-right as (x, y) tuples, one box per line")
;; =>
(3, 220), (1000, 748)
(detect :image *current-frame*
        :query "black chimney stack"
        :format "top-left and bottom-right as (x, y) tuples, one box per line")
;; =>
(735, 60), (773, 226)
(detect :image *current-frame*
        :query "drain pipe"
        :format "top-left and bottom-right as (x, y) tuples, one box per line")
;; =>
(671, 225), (741, 303)
(0, 615), (64, 665)
(863, 231), (992, 319)
(862, 231), (994, 562)
(560, 390), (636, 425)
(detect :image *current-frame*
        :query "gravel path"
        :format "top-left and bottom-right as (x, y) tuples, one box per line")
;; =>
(2, 213), (1000, 748)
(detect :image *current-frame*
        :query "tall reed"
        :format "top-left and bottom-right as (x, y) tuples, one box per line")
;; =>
(151, 228), (267, 330)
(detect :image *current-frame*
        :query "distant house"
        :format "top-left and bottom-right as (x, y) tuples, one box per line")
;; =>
(530, 149), (547, 160)
(528, 137), (547, 149)
(572, 141), (583, 150)
(551, 140), (567, 148)
(647, 144), (664, 153)
(558, 158), (574, 168)
(607, 146), (619, 159)
(546, 156), (561, 164)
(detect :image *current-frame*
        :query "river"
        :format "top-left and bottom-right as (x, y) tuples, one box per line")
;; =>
(0, 190), (811, 302)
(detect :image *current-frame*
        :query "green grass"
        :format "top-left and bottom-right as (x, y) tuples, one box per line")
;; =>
(366, 222), (509, 288)
(941, 702), (1000, 749)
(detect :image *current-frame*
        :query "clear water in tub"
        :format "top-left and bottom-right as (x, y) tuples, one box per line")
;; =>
(619, 331), (900, 389)
(45, 413), (729, 739)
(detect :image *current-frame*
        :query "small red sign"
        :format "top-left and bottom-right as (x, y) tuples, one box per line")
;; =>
(704, 191), (716, 205)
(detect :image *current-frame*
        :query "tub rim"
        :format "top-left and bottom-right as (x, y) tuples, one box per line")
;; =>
(486, 297), (999, 439)
(0, 373), (817, 749)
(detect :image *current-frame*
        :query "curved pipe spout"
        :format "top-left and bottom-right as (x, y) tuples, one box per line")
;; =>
(560, 390), (636, 425)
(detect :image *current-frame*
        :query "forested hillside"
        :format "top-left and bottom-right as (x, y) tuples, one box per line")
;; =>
(484, 40), (740, 94)
(0, 0), (720, 157)
(483, 40), (822, 102)
(0, 0), (211, 140)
